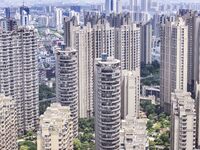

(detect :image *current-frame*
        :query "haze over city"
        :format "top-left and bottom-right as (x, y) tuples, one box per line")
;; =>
(0, 0), (200, 150)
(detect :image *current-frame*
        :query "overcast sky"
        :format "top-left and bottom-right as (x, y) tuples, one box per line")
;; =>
(0, 0), (200, 7)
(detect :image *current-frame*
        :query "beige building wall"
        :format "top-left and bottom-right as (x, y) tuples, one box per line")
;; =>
(160, 18), (188, 113)
(0, 95), (17, 150)
(121, 69), (140, 119)
(171, 90), (196, 150)
(37, 103), (73, 150)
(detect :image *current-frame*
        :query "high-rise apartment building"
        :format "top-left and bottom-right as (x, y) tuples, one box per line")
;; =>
(179, 10), (200, 94)
(55, 8), (63, 31)
(56, 46), (78, 137)
(171, 90), (196, 150)
(37, 103), (73, 150)
(64, 18), (94, 118)
(115, 23), (140, 71)
(73, 25), (94, 118)
(0, 26), (39, 135)
(121, 69), (140, 119)
(105, 0), (117, 15)
(116, 0), (122, 14)
(141, 0), (148, 12)
(0, 95), (17, 150)
(94, 55), (121, 150)
(160, 18), (188, 112)
(5, 7), (11, 19)
(20, 6), (30, 26)
(141, 20), (152, 64)
(196, 83), (200, 148)
(93, 23), (115, 58)
(64, 16), (141, 119)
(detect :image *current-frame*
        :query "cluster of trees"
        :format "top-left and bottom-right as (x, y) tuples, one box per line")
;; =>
(140, 100), (170, 150)
(74, 118), (95, 150)
(141, 60), (160, 86)
(19, 141), (37, 150)
(39, 84), (55, 115)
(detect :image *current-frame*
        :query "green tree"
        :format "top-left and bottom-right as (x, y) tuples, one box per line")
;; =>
(74, 138), (82, 150)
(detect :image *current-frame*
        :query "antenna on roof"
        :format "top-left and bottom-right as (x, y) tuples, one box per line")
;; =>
(22, 0), (25, 6)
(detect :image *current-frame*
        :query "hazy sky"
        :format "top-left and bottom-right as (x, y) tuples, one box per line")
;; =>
(0, 0), (200, 7)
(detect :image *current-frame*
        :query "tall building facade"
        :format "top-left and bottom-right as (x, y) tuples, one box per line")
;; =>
(37, 103), (73, 150)
(55, 8), (63, 31)
(95, 55), (121, 150)
(0, 26), (39, 135)
(180, 11), (200, 94)
(0, 95), (17, 150)
(56, 46), (78, 137)
(171, 90), (196, 150)
(116, 0), (122, 14)
(105, 0), (117, 15)
(64, 16), (141, 119)
(115, 23), (140, 71)
(160, 18), (188, 112)
(20, 6), (30, 26)
(141, 20), (152, 64)
(121, 69), (140, 119)
(196, 83), (200, 148)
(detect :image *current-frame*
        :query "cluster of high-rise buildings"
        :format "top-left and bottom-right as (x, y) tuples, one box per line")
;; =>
(1, 0), (200, 150)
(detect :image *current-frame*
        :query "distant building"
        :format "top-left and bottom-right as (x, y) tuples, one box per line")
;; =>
(171, 90), (196, 150)
(105, 0), (117, 15)
(20, 6), (30, 26)
(55, 8), (63, 31)
(37, 103), (73, 150)
(0, 18), (17, 31)
(95, 55), (121, 150)
(5, 7), (11, 19)
(56, 46), (78, 138)
(120, 118), (148, 150)
(0, 95), (17, 150)
(141, 20), (152, 64)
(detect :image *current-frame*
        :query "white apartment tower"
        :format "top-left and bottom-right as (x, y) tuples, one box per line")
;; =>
(93, 22), (115, 58)
(116, 0), (122, 14)
(105, 0), (117, 15)
(56, 46), (78, 137)
(95, 55), (121, 150)
(160, 18), (188, 113)
(171, 90), (196, 150)
(64, 18), (94, 118)
(55, 8), (63, 31)
(0, 26), (39, 135)
(37, 103), (73, 150)
(0, 95), (17, 150)
(73, 25), (94, 118)
(115, 23), (140, 71)
(121, 69), (140, 119)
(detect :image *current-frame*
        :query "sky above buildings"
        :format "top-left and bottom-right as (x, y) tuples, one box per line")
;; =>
(0, 0), (199, 7)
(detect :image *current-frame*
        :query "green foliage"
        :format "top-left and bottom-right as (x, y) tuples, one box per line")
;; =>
(74, 138), (82, 150)
(74, 118), (95, 150)
(39, 84), (55, 115)
(39, 84), (55, 100)
(141, 60), (160, 86)
(141, 100), (170, 150)
(19, 141), (36, 150)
